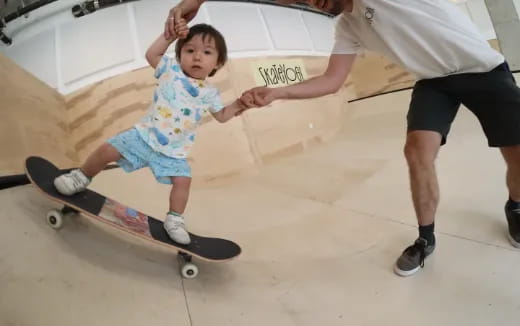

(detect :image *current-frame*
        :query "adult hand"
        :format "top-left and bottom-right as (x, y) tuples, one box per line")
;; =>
(164, 0), (203, 39)
(242, 87), (280, 107)
(240, 91), (256, 108)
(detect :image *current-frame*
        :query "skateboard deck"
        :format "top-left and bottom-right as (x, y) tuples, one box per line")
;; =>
(25, 156), (241, 278)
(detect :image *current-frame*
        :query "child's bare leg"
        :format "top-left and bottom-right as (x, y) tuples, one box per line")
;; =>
(54, 142), (122, 196)
(164, 176), (192, 244)
(169, 176), (192, 214)
(81, 143), (122, 178)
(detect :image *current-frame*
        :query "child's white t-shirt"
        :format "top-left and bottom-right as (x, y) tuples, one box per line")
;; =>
(332, 0), (504, 79)
(135, 55), (224, 159)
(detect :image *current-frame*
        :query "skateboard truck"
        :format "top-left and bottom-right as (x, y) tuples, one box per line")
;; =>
(46, 205), (79, 229)
(177, 251), (199, 279)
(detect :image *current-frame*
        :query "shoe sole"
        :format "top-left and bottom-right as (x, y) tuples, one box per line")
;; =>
(507, 233), (520, 248)
(393, 264), (420, 277)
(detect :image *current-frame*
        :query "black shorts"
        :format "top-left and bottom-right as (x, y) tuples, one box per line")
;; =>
(407, 62), (520, 147)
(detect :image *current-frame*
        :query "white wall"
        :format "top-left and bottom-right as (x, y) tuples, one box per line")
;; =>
(515, 0), (520, 16)
(453, 0), (520, 39)
(462, 0), (497, 40)
(0, 0), (512, 95)
(0, 0), (335, 94)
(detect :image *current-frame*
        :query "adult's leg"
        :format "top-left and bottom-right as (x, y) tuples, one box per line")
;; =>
(501, 145), (520, 247)
(395, 79), (459, 277)
(404, 130), (443, 227)
(501, 146), (520, 202)
(456, 63), (520, 248)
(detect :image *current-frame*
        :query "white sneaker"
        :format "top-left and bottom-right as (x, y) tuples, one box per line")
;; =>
(54, 169), (91, 196)
(164, 213), (191, 245)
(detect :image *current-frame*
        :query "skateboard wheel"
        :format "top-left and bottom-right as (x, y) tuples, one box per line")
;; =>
(46, 209), (64, 229)
(181, 263), (199, 279)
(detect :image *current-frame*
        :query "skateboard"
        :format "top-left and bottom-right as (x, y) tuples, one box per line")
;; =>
(24, 156), (241, 279)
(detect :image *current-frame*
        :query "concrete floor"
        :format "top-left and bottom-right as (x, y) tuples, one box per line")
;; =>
(1, 89), (520, 325)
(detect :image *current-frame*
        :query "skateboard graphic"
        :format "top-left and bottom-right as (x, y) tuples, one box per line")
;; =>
(25, 156), (241, 278)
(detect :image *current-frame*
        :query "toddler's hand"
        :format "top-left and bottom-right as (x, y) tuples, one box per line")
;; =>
(175, 18), (189, 39)
(240, 91), (256, 108)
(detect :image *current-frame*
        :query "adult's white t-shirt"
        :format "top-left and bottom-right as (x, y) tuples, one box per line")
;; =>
(332, 0), (505, 79)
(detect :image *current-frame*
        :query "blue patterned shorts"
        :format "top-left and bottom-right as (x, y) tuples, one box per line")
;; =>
(107, 128), (191, 184)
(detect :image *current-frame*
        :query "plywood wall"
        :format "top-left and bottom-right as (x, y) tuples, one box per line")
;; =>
(0, 53), (76, 175)
(347, 40), (502, 99)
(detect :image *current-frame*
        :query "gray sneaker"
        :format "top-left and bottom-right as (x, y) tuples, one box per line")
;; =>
(394, 237), (435, 277)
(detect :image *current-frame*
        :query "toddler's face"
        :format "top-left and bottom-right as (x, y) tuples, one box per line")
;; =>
(179, 34), (220, 80)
